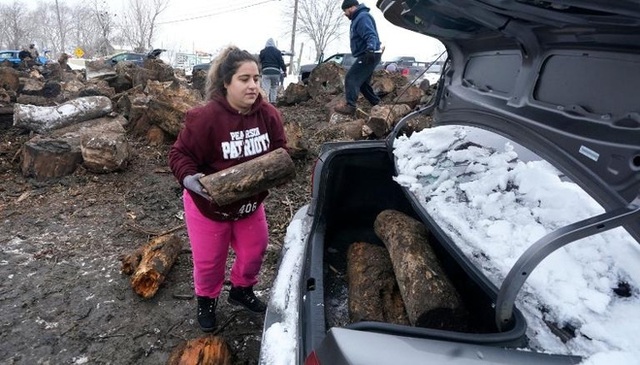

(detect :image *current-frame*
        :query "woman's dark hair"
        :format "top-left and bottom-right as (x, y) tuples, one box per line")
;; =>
(205, 46), (259, 101)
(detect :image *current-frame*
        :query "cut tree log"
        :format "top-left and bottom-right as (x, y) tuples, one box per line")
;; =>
(283, 121), (308, 159)
(364, 104), (412, 138)
(315, 120), (367, 142)
(120, 233), (183, 299)
(13, 95), (113, 133)
(20, 135), (82, 180)
(199, 147), (295, 206)
(373, 209), (467, 329)
(307, 62), (345, 100)
(167, 335), (233, 365)
(347, 241), (409, 325)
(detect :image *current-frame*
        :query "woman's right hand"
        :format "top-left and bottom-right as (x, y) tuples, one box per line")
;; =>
(183, 173), (211, 200)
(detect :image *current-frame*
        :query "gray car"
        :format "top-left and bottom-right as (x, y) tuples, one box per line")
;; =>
(259, 1), (640, 364)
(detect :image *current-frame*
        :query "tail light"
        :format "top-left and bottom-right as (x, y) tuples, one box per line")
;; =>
(401, 68), (409, 76)
(304, 351), (321, 365)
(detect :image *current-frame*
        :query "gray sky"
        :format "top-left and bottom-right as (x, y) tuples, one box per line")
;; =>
(0, 0), (444, 62)
(153, 0), (444, 61)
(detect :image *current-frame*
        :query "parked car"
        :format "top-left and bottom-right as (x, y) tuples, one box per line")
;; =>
(259, 0), (640, 364)
(0, 50), (21, 67)
(0, 49), (49, 67)
(192, 51), (293, 75)
(106, 48), (165, 67)
(191, 62), (211, 74)
(381, 56), (431, 83)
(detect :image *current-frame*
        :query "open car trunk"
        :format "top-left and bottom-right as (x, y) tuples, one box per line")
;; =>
(300, 141), (535, 361)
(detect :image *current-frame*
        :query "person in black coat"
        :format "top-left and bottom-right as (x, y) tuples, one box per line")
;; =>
(259, 38), (287, 104)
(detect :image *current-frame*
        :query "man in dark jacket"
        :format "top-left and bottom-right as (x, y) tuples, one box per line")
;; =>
(335, 0), (382, 115)
(259, 38), (287, 104)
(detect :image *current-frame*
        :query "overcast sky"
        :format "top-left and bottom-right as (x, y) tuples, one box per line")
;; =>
(1, 0), (444, 62)
(152, 0), (445, 62)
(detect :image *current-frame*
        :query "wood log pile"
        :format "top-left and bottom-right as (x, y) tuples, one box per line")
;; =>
(345, 209), (469, 331)
(1, 53), (434, 180)
(277, 61), (436, 145)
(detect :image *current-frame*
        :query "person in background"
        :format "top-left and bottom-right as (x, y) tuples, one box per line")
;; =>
(334, 0), (383, 116)
(28, 44), (39, 59)
(258, 38), (287, 104)
(18, 46), (33, 69)
(169, 46), (288, 332)
(385, 61), (398, 73)
(18, 46), (31, 61)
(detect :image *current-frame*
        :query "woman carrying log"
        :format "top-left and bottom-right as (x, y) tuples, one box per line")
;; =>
(169, 46), (288, 332)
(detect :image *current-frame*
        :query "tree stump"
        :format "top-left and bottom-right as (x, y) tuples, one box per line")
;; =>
(120, 233), (183, 299)
(13, 95), (113, 133)
(347, 241), (409, 325)
(373, 209), (467, 329)
(167, 335), (233, 365)
(199, 148), (295, 206)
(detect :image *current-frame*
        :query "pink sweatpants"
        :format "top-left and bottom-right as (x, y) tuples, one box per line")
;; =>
(183, 191), (269, 298)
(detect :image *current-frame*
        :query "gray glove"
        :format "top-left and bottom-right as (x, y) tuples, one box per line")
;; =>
(183, 173), (211, 200)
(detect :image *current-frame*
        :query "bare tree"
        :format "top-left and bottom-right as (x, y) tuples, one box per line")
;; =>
(120, 0), (170, 52)
(285, 0), (347, 60)
(76, 0), (117, 57)
(31, 1), (75, 56)
(0, 1), (30, 50)
(54, 0), (67, 53)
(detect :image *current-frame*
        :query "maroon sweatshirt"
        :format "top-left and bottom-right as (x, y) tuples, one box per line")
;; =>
(169, 93), (287, 221)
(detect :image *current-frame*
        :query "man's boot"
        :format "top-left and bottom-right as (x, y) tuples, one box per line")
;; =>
(196, 296), (217, 332)
(334, 104), (356, 116)
(228, 286), (267, 313)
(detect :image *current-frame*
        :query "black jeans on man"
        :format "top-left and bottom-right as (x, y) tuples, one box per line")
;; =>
(344, 53), (382, 107)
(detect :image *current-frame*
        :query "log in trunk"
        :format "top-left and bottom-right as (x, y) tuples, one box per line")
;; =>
(120, 233), (183, 299)
(347, 241), (409, 325)
(373, 209), (467, 329)
(199, 147), (295, 206)
(167, 335), (232, 365)
(13, 95), (113, 133)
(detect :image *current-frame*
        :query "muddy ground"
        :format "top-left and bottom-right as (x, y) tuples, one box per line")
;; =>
(0, 101), (329, 365)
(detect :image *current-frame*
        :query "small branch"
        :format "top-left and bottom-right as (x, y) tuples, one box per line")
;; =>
(213, 312), (238, 335)
(124, 222), (184, 237)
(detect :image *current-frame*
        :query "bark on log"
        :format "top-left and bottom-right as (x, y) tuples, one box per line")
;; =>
(365, 104), (412, 138)
(167, 335), (233, 365)
(16, 94), (57, 106)
(121, 233), (183, 299)
(347, 241), (409, 325)
(20, 135), (82, 180)
(283, 121), (308, 159)
(374, 209), (466, 329)
(13, 95), (113, 133)
(199, 148), (295, 206)
(307, 62), (345, 100)
(316, 120), (367, 142)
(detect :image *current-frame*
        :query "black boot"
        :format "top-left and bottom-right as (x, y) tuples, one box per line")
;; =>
(196, 296), (217, 332)
(227, 286), (266, 313)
